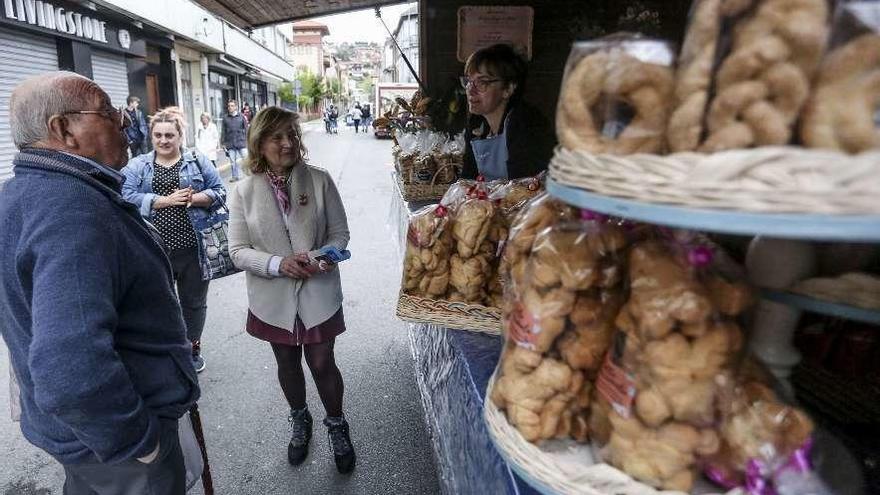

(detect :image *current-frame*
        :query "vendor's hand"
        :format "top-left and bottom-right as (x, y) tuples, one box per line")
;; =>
(279, 254), (312, 279)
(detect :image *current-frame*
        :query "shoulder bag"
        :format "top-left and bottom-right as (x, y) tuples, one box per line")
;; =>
(190, 153), (241, 280)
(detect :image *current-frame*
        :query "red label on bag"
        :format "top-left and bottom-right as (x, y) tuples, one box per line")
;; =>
(507, 302), (537, 349)
(596, 347), (636, 418)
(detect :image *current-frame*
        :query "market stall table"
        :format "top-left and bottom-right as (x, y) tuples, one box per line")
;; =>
(389, 171), (543, 493)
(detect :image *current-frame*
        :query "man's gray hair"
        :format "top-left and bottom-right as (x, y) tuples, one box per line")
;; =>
(9, 71), (104, 149)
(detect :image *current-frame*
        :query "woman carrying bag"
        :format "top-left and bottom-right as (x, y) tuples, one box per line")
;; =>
(227, 107), (356, 474)
(122, 107), (227, 374)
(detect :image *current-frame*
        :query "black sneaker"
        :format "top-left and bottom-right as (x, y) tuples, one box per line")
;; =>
(287, 408), (312, 465)
(324, 416), (356, 474)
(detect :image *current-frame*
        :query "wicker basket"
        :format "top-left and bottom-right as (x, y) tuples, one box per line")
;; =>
(549, 146), (880, 215)
(396, 292), (502, 334)
(483, 374), (676, 495)
(396, 163), (458, 203)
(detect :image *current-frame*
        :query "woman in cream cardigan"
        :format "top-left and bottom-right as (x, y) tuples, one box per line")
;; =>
(227, 107), (355, 474)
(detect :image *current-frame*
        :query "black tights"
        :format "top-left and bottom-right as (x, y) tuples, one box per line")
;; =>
(271, 339), (344, 418)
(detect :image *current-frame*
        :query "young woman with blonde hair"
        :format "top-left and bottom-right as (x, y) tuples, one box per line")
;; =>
(121, 107), (227, 373)
(227, 107), (355, 473)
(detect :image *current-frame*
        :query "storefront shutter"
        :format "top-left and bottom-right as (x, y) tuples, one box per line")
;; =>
(0, 27), (59, 186)
(92, 50), (130, 109)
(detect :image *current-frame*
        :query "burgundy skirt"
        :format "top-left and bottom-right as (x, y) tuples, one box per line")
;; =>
(246, 307), (346, 346)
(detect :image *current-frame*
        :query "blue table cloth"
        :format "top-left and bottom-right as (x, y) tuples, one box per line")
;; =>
(409, 324), (540, 495)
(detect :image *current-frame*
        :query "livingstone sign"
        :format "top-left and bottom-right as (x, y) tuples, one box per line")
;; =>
(4, 0), (111, 43)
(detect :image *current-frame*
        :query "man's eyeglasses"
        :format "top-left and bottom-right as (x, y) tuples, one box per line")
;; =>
(459, 76), (502, 92)
(63, 107), (132, 129)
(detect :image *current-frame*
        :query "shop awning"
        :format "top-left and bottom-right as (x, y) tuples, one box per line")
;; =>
(191, 0), (407, 29)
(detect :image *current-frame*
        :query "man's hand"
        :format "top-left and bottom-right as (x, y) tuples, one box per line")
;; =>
(136, 440), (160, 464)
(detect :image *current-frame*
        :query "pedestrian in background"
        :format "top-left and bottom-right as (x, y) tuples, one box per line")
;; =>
(222, 99), (248, 182)
(227, 107), (356, 474)
(196, 112), (221, 167)
(125, 95), (150, 156)
(361, 104), (372, 132)
(350, 104), (362, 134)
(242, 102), (253, 124)
(0, 71), (199, 494)
(122, 107), (227, 374)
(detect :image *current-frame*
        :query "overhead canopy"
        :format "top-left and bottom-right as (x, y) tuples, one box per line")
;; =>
(192, 0), (408, 29)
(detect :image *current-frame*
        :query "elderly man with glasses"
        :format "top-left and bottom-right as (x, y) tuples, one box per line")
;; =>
(0, 71), (199, 494)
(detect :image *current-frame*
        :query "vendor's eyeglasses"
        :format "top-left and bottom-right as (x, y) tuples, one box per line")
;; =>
(460, 76), (501, 92)
(63, 107), (132, 129)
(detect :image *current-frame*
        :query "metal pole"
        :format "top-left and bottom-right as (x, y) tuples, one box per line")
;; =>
(375, 7), (427, 94)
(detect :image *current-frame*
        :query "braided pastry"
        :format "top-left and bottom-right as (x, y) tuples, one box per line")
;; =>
(701, 0), (828, 152)
(668, 0), (723, 152)
(557, 51), (674, 154)
(801, 34), (880, 153)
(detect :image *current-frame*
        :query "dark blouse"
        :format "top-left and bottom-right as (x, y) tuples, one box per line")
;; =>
(461, 100), (557, 180)
(151, 160), (198, 251)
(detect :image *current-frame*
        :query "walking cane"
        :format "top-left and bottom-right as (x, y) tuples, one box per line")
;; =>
(189, 404), (214, 495)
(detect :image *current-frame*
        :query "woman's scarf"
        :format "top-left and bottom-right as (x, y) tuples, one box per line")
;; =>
(266, 169), (291, 214)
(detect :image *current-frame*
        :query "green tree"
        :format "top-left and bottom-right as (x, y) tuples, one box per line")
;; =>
(294, 69), (325, 114)
(278, 82), (295, 103)
(357, 77), (374, 100)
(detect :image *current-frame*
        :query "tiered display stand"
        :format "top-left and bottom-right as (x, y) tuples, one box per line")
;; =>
(482, 147), (879, 495)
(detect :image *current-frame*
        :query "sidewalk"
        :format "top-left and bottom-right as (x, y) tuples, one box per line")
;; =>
(214, 118), (325, 177)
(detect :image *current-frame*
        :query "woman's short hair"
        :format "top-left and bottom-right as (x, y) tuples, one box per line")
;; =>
(244, 106), (308, 174)
(149, 106), (186, 136)
(200, 112), (212, 120)
(464, 43), (528, 103)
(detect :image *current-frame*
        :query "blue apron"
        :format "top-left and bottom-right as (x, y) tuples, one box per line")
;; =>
(470, 116), (510, 181)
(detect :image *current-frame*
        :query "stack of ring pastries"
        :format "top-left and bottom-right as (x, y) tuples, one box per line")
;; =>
(556, 43), (675, 155)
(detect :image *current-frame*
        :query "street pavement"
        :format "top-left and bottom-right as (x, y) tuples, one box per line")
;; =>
(0, 121), (441, 494)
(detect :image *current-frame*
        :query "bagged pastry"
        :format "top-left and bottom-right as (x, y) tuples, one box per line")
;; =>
(705, 359), (824, 494)
(556, 35), (676, 155)
(402, 204), (453, 298)
(501, 192), (578, 289)
(592, 234), (753, 491)
(800, 0), (880, 153)
(667, 0), (724, 152)
(452, 197), (496, 259)
(700, 0), (830, 152)
(491, 217), (629, 444)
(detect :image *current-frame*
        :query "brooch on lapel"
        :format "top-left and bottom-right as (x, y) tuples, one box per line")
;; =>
(298, 194), (309, 206)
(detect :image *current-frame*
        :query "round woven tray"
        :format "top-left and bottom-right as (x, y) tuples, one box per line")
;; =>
(396, 292), (502, 334)
(549, 146), (880, 215)
(483, 374), (677, 495)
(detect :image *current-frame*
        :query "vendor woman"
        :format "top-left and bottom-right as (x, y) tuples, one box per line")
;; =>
(461, 43), (556, 180)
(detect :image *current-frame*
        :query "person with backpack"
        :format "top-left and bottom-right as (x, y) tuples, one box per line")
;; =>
(361, 104), (372, 133)
(125, 95), (150, 157)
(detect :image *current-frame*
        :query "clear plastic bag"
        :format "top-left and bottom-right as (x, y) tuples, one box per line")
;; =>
(556, 34), (676, 155)
(592, 235), (754, 491)
(447, 197), (496, 304)
(491, 216), (629, 444)
(667, 0), (724, 152)
(402, 204), (453, 298)
(704, 360), (822, 494)
(699, 0), (831, 152)
(800, 0), (880, 153)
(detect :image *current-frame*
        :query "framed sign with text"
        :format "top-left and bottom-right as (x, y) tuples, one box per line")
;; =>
(457, 6), (534, 62)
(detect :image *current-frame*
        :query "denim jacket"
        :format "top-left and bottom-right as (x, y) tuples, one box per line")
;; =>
(121, 150), (227, 273)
